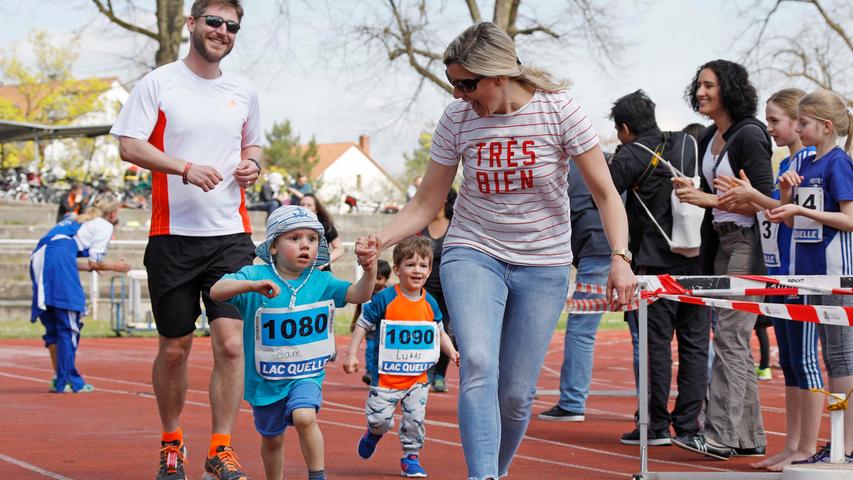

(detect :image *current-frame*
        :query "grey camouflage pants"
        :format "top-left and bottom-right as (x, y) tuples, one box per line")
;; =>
(365, 382), (429, 455)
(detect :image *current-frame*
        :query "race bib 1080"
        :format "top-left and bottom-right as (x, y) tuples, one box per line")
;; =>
(254, 300), (335, 380)
(378, 319), (440, 376)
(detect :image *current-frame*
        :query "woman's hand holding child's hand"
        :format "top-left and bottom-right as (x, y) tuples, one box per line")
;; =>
(251, 280), (280, 299)
(343, 355), (359, 374)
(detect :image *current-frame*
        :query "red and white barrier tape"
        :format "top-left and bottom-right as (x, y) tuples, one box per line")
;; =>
(565, 275), (853, 323)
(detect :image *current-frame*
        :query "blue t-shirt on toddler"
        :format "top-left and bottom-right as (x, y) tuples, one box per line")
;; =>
(793, 147), (853, 276)
(223, 264), (351, 406)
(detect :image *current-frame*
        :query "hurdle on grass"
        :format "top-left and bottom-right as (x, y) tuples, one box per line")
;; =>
(629, 274), (853, 480)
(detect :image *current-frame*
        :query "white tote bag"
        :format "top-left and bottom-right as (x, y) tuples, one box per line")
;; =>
(632, 133), (704, 258)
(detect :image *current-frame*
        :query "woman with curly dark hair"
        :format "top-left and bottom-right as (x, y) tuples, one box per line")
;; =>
(670, 59), (773, 460)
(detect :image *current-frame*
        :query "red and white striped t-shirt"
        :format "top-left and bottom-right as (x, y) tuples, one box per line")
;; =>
(430, 90), (599, 266)
(111, 61), (262, 237)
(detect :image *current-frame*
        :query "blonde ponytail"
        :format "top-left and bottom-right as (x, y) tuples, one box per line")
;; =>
(846, 111), (853, 155)
(76, 193), (120, 223)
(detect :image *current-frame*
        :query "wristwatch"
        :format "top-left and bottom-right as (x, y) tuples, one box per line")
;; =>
(611, 248), (632, 264)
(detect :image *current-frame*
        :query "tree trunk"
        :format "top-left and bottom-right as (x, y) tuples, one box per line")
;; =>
(155, 0), (184, 66)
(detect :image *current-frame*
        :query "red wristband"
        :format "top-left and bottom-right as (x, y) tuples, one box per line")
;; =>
(182, 162), (192, 185)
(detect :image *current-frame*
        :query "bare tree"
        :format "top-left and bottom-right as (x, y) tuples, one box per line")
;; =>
(91, 0), (185, 67)
(350, 0), (625, 96)
(740, 0), (852, 107)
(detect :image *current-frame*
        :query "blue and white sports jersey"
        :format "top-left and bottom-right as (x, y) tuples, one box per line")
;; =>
(770, 147), (815, 275)
(793, 147), (853, 275)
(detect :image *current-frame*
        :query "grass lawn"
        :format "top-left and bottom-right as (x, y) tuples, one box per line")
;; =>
(1, 310), (626, 339)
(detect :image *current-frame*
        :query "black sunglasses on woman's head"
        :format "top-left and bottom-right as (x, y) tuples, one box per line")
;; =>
(445, 70), (485, 93)
(200, 15), (241, 33)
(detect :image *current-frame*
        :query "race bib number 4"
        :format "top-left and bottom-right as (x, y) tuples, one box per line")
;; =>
(254, 300), (335, 380)
(378, 319), (440, 376)
(756, 210), (780, 267)
(793, 186), (823, 243)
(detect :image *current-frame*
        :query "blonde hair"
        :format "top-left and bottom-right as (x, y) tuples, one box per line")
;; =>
(798, 89), (853, 154)
(443, 22), (568, 92)
(767, 88), (806, 119)
(76, 193), (121, 223)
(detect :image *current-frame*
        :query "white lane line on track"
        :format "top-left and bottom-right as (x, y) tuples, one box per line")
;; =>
(0, 369), (727, 475)
(0, 452), (74, 480)
(0, 370), (628, 478)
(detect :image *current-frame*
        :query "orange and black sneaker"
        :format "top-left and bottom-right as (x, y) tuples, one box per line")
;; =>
(157, 440), (187, 480)
(202, 445), (249, 480)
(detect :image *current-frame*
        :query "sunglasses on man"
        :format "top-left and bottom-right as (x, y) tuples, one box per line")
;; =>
(200, 15), (241, 34)
(445, 70), (485, 93)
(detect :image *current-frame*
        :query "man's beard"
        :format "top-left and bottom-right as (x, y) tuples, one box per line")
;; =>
(191, 29), (234, 63)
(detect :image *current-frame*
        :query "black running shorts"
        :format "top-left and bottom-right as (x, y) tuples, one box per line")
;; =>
(144, 233), (256, 338)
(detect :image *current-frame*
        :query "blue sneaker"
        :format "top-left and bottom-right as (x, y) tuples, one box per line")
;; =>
(792, 443), (831, 464)
(400, 454), (427, 477)
(357, 430), (382, 459)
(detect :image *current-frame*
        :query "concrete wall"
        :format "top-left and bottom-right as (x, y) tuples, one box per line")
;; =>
(0, 201), (396, 323)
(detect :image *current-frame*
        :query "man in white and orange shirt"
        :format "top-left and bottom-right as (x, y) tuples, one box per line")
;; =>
(111, 1), (260, 479)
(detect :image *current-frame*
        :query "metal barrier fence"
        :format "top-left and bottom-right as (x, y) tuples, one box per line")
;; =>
(634, 275), (853, 480)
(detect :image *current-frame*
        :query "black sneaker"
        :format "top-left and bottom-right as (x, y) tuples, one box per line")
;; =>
(203, 445), (249, 480)
(157, 440), (187, 480)
(731, 445), (766, 457)
(672, 434), (732, 460)
(537, 405), (584, 422)
(619, 428), (672, 446)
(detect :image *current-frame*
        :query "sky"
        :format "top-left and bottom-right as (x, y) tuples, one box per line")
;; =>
(0, 0), (818, 176)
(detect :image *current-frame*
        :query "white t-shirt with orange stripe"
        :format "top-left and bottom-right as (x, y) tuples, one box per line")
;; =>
(430, 90), (599, 266)
(111, 60), (262, 237)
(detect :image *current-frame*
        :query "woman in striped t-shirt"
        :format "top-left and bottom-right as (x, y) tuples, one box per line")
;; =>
(356, 22), (635, 480)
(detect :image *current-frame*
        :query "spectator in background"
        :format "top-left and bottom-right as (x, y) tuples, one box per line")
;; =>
(606, 90), (709, 447)
(57, 183), (84, 222)
(300, 193), (345, 271)
(249, 172), (284, 218)
(288, 173), (312, 205)
(422, 188), (458, 393)
(406, 175), (423, 202)
(538, 164), (610, 422)
(672, 59), (772, 460)
(682, 123), (706, 141)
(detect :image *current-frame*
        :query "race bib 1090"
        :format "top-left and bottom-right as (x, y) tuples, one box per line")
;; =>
(378, 319), (440, 376)
(254, 300), (335, 380)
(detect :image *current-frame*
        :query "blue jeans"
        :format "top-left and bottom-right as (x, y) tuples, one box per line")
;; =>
(440, 247), (570, 480)
(558, 254), (610, 412)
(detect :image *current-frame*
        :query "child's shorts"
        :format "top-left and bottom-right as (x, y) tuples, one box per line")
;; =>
(252, 381), (322, 437)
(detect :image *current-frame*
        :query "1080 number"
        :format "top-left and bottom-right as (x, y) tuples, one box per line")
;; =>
(263, 314), (328, 340)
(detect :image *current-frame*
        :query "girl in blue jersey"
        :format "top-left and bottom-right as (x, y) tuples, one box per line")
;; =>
(716, 88), (823, 470)
(30, 193), (131, 393)
(766, 89), (853, 464)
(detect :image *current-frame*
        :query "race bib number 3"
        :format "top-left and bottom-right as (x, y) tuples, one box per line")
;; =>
(756, 210), (780, 267)
(254, 300), (335, 380)
(378, 320), (440, 376)
(793, 186), (823, 243)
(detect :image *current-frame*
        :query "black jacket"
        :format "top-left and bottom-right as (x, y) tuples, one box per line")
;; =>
(609, 127), (699, 269)
(697, 117), (773, 274)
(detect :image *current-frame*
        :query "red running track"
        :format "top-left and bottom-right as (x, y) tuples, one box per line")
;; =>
(0, 330), (820, 479)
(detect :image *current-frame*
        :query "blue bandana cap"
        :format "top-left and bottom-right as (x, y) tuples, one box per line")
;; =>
(255, 205), (330, 266)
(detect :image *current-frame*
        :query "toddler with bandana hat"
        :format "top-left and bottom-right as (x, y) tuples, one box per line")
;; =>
(211, 205), (377, 480)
